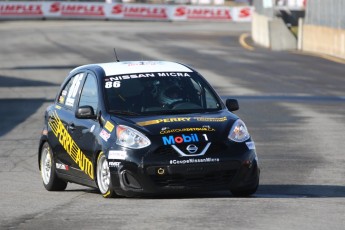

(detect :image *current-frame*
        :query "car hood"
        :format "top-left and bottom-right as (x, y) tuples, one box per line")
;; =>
(111, 110), (238, 139)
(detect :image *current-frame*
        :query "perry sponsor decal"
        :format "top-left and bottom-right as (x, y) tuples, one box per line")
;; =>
(99, 129), (111, 141)
(137, 116), (227, 126)
(108, 150), (127, 160)
(48, 111), (94, 179)
(0, 3), (43, 16)
(162, 133), (208, 145)
(137, 117), (190, 126)
(160, 126), (215, 134)
(49, 2), (105, 17)
(104, 121), (114, 132)
(170, 157), (219, 165)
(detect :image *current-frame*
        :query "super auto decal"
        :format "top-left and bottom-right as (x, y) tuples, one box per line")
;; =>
(48, 111), (94, 179)
(104, 72), (191, 88)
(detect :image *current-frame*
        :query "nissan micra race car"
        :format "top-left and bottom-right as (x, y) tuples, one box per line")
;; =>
(38, 61), (259, 198)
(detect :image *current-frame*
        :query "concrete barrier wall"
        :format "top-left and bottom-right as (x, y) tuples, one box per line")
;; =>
(252, 12), (297, 50)
(269, 17), (297, 51)
(251, 12), (270, 48)
(302, 24), (345, 59)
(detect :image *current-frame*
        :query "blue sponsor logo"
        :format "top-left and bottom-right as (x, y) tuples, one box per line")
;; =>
(162, 134), (199, 145)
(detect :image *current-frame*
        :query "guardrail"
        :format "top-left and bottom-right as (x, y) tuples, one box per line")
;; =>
(0, 1), (253, 21)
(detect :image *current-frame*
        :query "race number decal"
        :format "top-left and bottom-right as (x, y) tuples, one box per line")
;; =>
(105, 81), (121, 88)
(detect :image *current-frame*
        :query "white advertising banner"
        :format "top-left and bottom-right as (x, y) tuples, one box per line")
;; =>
(107, 4), (169, 20)
(0, 2), (253, 22)
(45, 2), (106, 19)
(231, 6), (253, 22)
(171, 5), (233, 21)
(0, 2), (46, 18)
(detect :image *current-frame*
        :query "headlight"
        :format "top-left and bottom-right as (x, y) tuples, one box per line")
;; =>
(116, 125), (151, 149)
(228, 119), (250, 142)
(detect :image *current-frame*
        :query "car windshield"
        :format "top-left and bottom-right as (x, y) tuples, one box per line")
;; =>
(104, 71), (222, 116)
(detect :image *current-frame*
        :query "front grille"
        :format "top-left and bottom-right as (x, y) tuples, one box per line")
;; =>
(207, 143), (227, 154)
(150, 169), (237, 188)
(154, 146), (176, 156)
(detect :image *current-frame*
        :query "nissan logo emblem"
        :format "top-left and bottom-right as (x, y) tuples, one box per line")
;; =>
(186, 144), (198, 154)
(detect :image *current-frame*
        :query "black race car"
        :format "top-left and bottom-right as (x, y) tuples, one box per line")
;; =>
(38, 61), (259, 198)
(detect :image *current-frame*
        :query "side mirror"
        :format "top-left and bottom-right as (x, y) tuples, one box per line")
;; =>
(225, 99), (239, 112)
(76, 106), (97, 119)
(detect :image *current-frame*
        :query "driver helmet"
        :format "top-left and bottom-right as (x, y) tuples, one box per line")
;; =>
(159, 85), (184, 106)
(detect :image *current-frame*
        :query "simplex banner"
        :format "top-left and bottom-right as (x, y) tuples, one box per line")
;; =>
(0, 2), (253, 21)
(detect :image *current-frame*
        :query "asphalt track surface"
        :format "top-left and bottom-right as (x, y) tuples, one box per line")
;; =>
(0, 21), (344, 230)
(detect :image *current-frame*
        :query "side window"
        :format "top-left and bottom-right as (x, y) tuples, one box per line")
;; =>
(204, 87), (219, 109)
(79, 74), (99, 112)
(58, 73), (84, 109)
(189, 78), (219, 109)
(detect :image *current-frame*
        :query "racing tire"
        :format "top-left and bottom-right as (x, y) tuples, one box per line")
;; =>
(96, 152), (117, 198)
(40, 142), (68, 191)
(230, 183), (259, 197)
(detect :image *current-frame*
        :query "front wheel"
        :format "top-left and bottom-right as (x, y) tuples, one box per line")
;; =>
(40, 142), (67, 191)
(96, 152), (117, 198)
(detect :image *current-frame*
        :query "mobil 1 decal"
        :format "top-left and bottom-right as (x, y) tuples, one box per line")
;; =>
(104, 72), (191, 88)
(162, 133), (209, 145)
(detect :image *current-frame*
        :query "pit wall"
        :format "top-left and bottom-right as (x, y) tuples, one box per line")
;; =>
(301, 24), (345, 59)
(0, 1), (253, 22)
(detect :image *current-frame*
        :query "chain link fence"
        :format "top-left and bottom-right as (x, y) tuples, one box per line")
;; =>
(305, 0), (345, 29)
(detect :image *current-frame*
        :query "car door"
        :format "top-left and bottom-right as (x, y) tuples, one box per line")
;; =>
(67, 72), (100, 181)
(48, 72), (86, 178)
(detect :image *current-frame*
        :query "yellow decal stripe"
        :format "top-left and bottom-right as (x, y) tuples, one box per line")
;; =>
(104, 121), (114, 132)
(136, 119), (160, 126)
(103, 190), (111, 197)
(137, 117), (227, 127)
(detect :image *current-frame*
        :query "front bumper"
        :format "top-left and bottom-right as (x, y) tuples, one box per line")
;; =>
(108, 144), (259, 197)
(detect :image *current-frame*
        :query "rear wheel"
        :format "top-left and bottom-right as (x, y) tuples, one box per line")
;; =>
(96, 152), (116, 198)
(40, 142), (67, 191)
